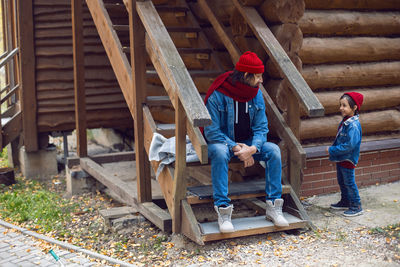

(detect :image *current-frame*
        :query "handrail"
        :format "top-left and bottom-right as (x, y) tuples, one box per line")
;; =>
(136, 1), (211, 128)
(0, 47), (19, 69)
(0, 51), (9, 61)
(232, 0), (324, 118)
(0, 84), (19, 104)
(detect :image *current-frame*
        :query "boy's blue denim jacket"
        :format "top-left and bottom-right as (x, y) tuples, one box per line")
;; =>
(204, 89), (268, 153)
(329, 115), (362, 165)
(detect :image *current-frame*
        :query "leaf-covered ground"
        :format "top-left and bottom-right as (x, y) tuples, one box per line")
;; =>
(0, 169), (399, 266)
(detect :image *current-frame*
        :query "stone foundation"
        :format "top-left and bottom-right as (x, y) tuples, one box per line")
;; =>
(18, 145), (58, 179)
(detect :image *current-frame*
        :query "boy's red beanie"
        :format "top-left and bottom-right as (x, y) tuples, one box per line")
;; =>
(345, 92), (364, 110)
(235, 51), (264, 74)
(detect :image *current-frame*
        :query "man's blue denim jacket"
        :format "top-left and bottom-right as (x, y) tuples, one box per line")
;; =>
(329, 115), (362, 165)
(204, 89), (268, 153)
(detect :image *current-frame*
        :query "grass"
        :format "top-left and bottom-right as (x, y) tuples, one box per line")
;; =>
(370, 223), (400, 239)
(0, 175), (78, 233)
(0, 147), (8, 168)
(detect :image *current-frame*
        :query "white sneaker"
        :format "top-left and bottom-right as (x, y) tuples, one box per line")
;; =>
(265, 199), (289, 227)
(214, 205), (235, 233)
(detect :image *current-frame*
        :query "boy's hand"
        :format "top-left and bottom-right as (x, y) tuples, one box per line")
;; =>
(326, 146), (330, 155)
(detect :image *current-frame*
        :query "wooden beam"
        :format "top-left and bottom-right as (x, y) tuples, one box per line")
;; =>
(146, 37), (208, 163)
(181, 200), (204, 245)
(299, 11), (400, 37)
(197, 0), (240, 63)
(172, 96), (187, 233)
(136, 0), (211, 127)
(2, 111), (21, 147)
(17, 0), (38, 151)
(232, 0), (324, 118)
(138, 202), (172, 232)
(286, 87), (301, 196)
(80, 157), (138, 206)
(129, 0), (152, 203)
(72, 0), (87, 157)
(86, 0), (134, 115)
(66, 151), (135, 168)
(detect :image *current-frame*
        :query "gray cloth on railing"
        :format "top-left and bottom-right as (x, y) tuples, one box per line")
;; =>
(148, 133), (199, 179)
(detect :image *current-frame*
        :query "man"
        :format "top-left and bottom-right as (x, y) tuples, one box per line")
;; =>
(204, 51), (289, 233)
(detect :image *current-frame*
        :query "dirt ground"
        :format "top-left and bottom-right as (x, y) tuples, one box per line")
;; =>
(47, 137), (400, 266)
(54, 162), (400, 267)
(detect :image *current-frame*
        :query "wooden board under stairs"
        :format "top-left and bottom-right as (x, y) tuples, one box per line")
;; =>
(199, 213), (307, 242)
(187, 179), (291, 204)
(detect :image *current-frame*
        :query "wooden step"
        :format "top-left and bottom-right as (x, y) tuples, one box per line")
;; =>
(113, 25), (202, 33)
(104, 3), (126, 13)
(122, 47), (212, 55)
(155, 6), (189, 13)
(156, 123), (175, 137)
(146, 95), (205, 106)
(187, 179), (291, 204)
(146, 69), (221, 78)
(146, 95), (171, 106)
(199, 213), (307, 242)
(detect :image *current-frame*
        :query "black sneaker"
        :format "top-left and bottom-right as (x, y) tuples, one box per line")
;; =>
(330, 200), (350, 210)
(343, 207), (364, 217)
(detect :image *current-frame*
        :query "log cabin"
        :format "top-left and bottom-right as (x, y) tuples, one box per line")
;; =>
(0, 0), (399, 244)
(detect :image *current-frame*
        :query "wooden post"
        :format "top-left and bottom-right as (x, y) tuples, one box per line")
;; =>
(129, 0), (152, 203)
(0, 0), (4, 54)
(72, 0), (87, 157)
(172, 95), (187, 233)
(286, 88), (302, 196)
(17, 0), (37, 151)
(198, 0), (240, 63)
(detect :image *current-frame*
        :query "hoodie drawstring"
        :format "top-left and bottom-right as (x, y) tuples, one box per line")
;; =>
(235, 101), (248, 124)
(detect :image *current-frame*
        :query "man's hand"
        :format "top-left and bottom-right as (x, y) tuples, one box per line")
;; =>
(232, 145), (241, 152)
(234, 143), (257, 161)
(244, 156), (255, 168)
(326, 146), (330, 155)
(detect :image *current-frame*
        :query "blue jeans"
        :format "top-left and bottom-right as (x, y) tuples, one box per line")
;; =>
(336, 164), (361, 207)
(208, 140), (282, 207)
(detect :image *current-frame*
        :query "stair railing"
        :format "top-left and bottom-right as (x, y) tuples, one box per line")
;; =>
(0, 0), (21, 149)
(133, 0), (212, 233)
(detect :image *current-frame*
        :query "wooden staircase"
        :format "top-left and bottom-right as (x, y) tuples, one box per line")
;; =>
(0, 0), (22, 150)
(83, 0), (322, 244)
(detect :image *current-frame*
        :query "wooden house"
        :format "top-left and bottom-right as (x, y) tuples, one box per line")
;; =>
(1, 0), (399, 244)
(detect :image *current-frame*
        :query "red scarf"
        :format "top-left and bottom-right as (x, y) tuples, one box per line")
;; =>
(202, 71), (259, 134)
(204, 71), (259, 105)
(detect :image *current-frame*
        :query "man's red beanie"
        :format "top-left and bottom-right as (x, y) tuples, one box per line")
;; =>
(235, 51), (264, 74)
(345, 92), (364, 110)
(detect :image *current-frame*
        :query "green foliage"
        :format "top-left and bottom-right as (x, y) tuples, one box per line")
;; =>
(0, 177), (78, 232)
(0, 147), (8, 168)
(370, 223), (400, 239)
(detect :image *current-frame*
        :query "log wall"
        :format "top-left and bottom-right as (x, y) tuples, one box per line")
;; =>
(34, 0), (132, 132)
(297, 0), (400, 142)
(30, 0), (400, 142)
